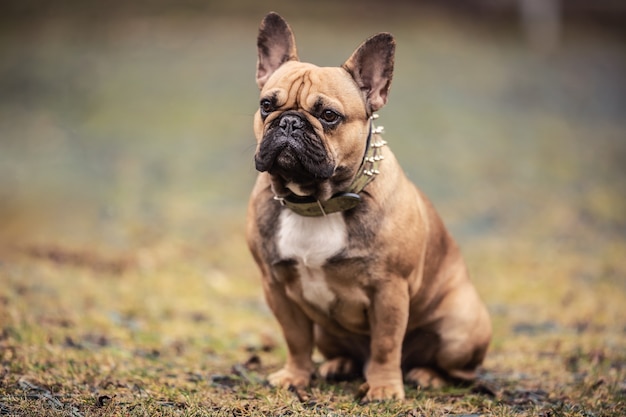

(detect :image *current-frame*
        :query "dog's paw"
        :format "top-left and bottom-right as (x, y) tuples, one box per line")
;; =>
(267, 367), (311, 389)
(405, 367), (446, 389)
(319, 357), (359, 381)
(358, 381), (405, 402)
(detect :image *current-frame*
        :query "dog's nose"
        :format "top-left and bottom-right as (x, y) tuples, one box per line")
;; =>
(279, 114), (304, 134)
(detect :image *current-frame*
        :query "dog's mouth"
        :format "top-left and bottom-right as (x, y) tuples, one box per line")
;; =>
(255, 112), (334, 187)
(256, 141), (333, 185)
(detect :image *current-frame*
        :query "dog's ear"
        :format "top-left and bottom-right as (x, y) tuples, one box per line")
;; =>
(343, 33), (395, 113)
(256, 12), (299, 89)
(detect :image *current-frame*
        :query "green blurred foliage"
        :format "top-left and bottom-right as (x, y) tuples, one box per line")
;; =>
(1, 1), (625, 254)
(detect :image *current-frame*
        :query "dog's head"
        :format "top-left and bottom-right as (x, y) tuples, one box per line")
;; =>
(253, 12), (395, 201)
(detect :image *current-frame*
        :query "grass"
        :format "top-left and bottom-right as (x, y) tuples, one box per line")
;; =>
(1, 3), (626, 416)
(2, 238), (626, 416)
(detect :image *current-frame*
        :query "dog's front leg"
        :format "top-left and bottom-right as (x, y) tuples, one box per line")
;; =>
(363, 278), (409, 401)
(263, 281), (315, 388)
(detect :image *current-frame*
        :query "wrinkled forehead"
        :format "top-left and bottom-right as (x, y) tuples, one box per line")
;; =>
(261, 61), (366, 116)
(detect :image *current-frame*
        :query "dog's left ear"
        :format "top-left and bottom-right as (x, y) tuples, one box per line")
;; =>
(256, 12), (299, 89)
(343, 33), (395, 114)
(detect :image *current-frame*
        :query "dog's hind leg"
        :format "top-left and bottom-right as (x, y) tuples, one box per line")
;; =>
(403, 283), (491, 388)
(315, 325), (368, 381)
(404, 367), (447, 389)
(319, 357), (360, 381)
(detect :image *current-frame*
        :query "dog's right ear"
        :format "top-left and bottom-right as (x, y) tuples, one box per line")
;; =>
(343, 33), (395, 114)
(256, 12), (299, 89)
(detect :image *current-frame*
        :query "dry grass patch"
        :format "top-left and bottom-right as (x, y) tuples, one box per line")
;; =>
(1, 235), (625, 416)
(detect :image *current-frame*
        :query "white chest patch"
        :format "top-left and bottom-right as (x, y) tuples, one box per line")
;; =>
(277, 210), (347, 313)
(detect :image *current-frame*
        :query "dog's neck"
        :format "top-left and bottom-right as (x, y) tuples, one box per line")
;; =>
(273, 115), (387, 217)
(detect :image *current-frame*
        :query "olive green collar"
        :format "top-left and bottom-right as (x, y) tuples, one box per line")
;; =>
(273, 115), (386, 217)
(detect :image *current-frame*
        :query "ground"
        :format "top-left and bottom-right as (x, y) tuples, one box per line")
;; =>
(1, 235), (625, 416)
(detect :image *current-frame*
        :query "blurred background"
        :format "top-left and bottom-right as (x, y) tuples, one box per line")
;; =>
(0, 0), (625, 292)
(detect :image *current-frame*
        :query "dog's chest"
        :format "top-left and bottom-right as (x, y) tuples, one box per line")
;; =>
(276, 210), (347, 313)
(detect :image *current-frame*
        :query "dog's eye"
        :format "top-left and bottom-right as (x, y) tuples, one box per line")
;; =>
(320, 109), (340, 124)
(260, 99), (273, 115)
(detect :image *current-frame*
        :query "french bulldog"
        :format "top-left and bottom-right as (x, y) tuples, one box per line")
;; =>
(246, 12), (491, 401)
